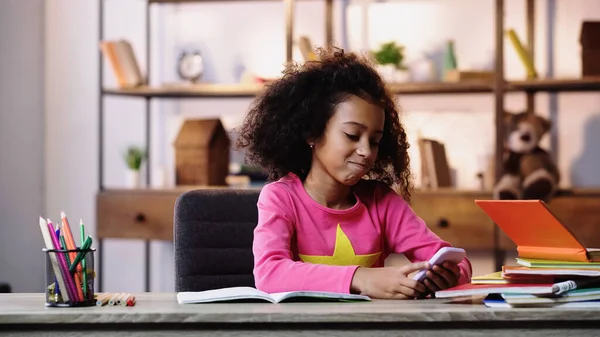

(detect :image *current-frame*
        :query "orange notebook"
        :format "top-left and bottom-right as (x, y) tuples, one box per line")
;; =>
(475, 199), (600, 263)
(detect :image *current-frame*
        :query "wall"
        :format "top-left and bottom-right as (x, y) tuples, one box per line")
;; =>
(45, 0), (100, 291)
(0, 0), (46, 292)
(44, 0), (600, 292)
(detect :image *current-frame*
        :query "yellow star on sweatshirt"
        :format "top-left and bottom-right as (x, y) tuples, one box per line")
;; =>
(298, 223), (381, 267)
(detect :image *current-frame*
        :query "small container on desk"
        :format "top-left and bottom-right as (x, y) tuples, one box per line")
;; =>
(43, 247), (96, 307)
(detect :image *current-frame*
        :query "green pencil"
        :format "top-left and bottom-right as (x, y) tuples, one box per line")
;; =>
(59, 236), (72, 268)
(80, 219), (88, 300)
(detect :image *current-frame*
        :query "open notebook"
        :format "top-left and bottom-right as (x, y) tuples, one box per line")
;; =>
(177, 287), (371, 304)
(475, 199), (600, 262)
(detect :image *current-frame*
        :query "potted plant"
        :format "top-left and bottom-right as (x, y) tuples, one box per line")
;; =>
(123, 145), (145, 188)
(372, 41), (410, 83)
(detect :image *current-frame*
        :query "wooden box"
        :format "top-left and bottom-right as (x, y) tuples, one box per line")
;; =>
(580, 21), (600, 76)
(174, 119), (230, 186)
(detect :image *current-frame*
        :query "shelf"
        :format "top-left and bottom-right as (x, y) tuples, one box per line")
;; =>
(98, 185), (262, 195)
(149, 0), (284, 3)
(507, 76), (600, 92)
(103, 81), (497, 98)
(102, 78), (600, 98)
(388, 77), (600, 94)
(149, 0), (328, 2)
(387, 81), (493, 94)
(103, 83), (264, 98)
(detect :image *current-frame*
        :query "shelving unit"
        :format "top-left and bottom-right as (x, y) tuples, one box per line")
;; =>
(98, 0), (600, 292)
(98, 0), (333, 293)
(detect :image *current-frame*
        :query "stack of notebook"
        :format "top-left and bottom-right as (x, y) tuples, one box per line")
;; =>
(435, 199), (600, 308)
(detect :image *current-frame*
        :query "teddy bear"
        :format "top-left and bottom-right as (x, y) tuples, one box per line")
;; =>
(493, 111), (560, 202)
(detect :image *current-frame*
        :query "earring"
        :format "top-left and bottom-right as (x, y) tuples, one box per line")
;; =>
(309, 144), (314, 148)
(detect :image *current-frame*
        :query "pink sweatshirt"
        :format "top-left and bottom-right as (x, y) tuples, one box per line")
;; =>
(252, 173), (472, 294)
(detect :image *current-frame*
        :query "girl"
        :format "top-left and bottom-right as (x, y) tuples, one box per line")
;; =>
(235, 48), (472, 299)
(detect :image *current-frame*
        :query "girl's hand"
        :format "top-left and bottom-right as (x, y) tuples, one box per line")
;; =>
(350, 262), (429, 299)
(423, 261), (461, 295)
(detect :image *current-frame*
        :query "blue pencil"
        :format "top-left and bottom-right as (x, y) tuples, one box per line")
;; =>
(53, 226), (61, 298)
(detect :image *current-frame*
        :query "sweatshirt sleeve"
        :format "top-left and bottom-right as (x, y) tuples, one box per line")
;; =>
(252, 183), (360, 294)
(378, 185), (472, 285)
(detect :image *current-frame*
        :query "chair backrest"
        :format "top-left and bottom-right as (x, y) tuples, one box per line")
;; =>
(173, 188), (261, 292)
(0, 283), (10, 293)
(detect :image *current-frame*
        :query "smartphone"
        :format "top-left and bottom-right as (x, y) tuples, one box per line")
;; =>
(412, 247), (466, 282)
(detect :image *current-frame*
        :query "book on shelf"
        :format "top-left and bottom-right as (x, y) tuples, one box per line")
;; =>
(474, 199), (600, 263)
(176, 287), (370, 304)
(418, 137), (452, 189)
(100, 39), (144, 88)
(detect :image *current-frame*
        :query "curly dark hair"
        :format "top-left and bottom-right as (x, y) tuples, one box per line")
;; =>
(234, 47), (413, 201)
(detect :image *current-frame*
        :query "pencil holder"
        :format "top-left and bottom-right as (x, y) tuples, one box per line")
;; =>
(43, 248), (96, 307)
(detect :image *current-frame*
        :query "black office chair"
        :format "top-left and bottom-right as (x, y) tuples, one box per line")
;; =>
(0, 283), (11, 293)
(173, 188), (261, 292)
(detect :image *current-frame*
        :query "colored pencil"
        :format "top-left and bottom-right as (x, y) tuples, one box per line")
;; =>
(80, 218), (88, 299)
(53, 225), (61, 297)
(95, 293), (111, 306)
(122, 294), (135, 306)
(47, 219), (78, 302)
(60, 212), (78, 263)
(60, 213), (85, 302)
(69, 235), (92, 273)
(108, 293), (121, 306)
(39, 217), (71, 303)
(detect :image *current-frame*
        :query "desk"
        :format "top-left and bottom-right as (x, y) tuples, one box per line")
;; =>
(1, 293), (599, 336)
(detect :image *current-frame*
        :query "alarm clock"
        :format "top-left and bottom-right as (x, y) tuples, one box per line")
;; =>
(177, 51), (204, 83)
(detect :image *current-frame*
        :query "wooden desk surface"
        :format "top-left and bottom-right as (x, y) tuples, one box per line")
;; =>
(1, 293), (599, 336)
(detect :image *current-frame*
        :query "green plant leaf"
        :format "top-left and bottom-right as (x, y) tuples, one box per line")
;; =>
(372, 41), (405, 68)
(124, 146), (145, 170)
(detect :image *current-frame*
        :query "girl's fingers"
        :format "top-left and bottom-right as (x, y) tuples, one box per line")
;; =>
(392, 283), (428, 299)
(398, 277), (427, 293)
(442, 262), (461, 278)
(424, 278), (440, 293)
(400, 261), (429, 275)
(426, 270), (448, 290)
(432, 265), (455, 285)
(388, 291), (411, 300)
